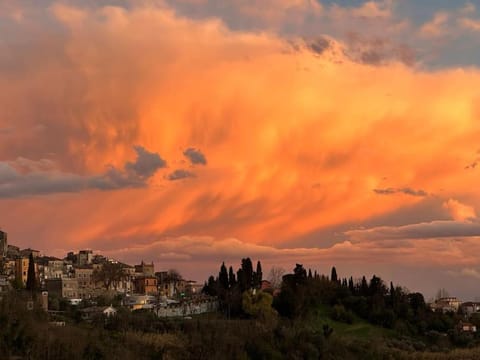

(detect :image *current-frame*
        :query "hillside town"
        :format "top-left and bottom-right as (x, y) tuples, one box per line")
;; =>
(0, 230), (217, 317)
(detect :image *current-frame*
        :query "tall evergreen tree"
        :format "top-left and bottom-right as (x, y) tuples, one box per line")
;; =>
(390, 281), (396, 307)
(308, 269), (312, 279)
(360, 276), (368, 296)
(228, 266), (236, 288)
(241, 258), (254, 290)
(26, 253), (36, 292)
(219, 262), (229, 290)
(254, 260), (263, 288)
(330, 266), (338, 283)
(348, 276), (355, 293)
(237, 268), (246, 292)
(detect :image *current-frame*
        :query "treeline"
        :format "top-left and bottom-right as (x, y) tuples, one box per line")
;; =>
(273, 264), (453, 335)
(202, 258), (266, 318)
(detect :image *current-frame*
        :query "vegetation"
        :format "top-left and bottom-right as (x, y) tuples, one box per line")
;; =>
(2, 259), (480, 359)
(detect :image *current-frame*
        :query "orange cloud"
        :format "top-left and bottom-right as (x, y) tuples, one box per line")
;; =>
(443, 199), (477, 221)
(1, 3), (480, 294)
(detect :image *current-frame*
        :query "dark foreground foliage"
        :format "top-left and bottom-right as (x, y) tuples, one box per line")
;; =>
(2, 260), (480, 359)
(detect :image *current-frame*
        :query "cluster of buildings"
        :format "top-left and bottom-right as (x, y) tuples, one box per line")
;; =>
(0, 230), (203, 304)
(429, 297), (480, 333)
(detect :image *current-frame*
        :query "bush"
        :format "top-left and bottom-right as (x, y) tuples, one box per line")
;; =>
(331, 305), (354, 324)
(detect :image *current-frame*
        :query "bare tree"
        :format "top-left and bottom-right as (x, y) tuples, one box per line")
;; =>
(92, 262), (126, 291)
(268, 266), (285, 289)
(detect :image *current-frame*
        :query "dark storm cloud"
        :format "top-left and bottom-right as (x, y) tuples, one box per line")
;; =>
(346, 220), (480, 241)
(183, 148), (207, 165)
(305, 37), (331, 55)
(125, 146), (167, 178)
(167, 169), (196, 181)
(373, 187), (428, 197)
(0, 146), (165, 197)
(345, 32), (417, 66)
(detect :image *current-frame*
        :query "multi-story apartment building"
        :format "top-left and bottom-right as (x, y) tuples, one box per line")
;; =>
(75, 266), (96, 299)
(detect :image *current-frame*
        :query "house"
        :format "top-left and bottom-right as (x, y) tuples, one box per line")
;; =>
(103, 305), (117, 317)
(20, 248), (40, 258)
(75, 266), (96, 299)
(458, 321), (477, 333)
(15, 257), (38, 286)
(78, 250), (93, 266)
(260, 280), (272, 290)
(135, 261), (154, 276)
(430, 297), (461, 313)
(123, 294), (156, 311)
(134, 276), (158, 295)
(6, 244), (19, 258)
(46, 278), (79, 299)
(80, 305), (117, 321)
(460, 302), (480, 317)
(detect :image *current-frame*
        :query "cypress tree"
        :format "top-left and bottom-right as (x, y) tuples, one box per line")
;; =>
(330, 266), (338, 283)
(255, 260), (263, 288)
(360, 276), (368, 296)
(348, 276), (355, 294)
(26, 253), (36, 292)
(308, 269), (313, 279)
(219, 262), (229, 290)
(237, 268), (246, 292)
(228, 266), (236, 288)
(241, 258), (254, 290)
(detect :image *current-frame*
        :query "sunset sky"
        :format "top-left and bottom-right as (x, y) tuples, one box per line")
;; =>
(2, 0), (480, 299)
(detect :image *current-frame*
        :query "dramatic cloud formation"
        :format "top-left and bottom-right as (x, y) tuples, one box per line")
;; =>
(167, 169), (196, 181)
(2, 1), (480, 298)
(0, 146), (165, 197)
(345, 220), (480, 242)
(443, 199), (477, 221)
(183, 148), (207, 165)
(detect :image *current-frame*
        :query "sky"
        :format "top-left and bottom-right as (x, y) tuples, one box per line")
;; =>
(2, 0), (480, 300)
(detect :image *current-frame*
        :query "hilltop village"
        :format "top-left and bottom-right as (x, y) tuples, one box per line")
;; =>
(0, 230), (217, 317)
(5, 228), (480, 358)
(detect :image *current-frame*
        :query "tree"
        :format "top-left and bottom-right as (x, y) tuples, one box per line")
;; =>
(202, 275), (217, 296)
(219, 262), (229, 290)
(228, 266), (236, 288)
(348, 277), (354, 294)
(254, 261), (263, 289)
(26, 253), (36, 292)
(330, 266), (338, 283)
(92, 262), (126, 291)
(242, 290), (277, 323)
(241, 258), (254, 291)
(293, 264), (307, 284)
(360, 276), (368, 296)
(268, 267), (285, 289)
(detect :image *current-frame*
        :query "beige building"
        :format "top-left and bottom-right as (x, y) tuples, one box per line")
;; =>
(15, 257), (33, 286)
(135, 261), (154, 276)
(431, 297), (461, 313)
(78, 250), (93, 266)
(75, 267), (96, 299)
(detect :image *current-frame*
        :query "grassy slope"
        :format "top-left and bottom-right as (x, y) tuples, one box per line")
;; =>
(308, 304), (395, 340)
